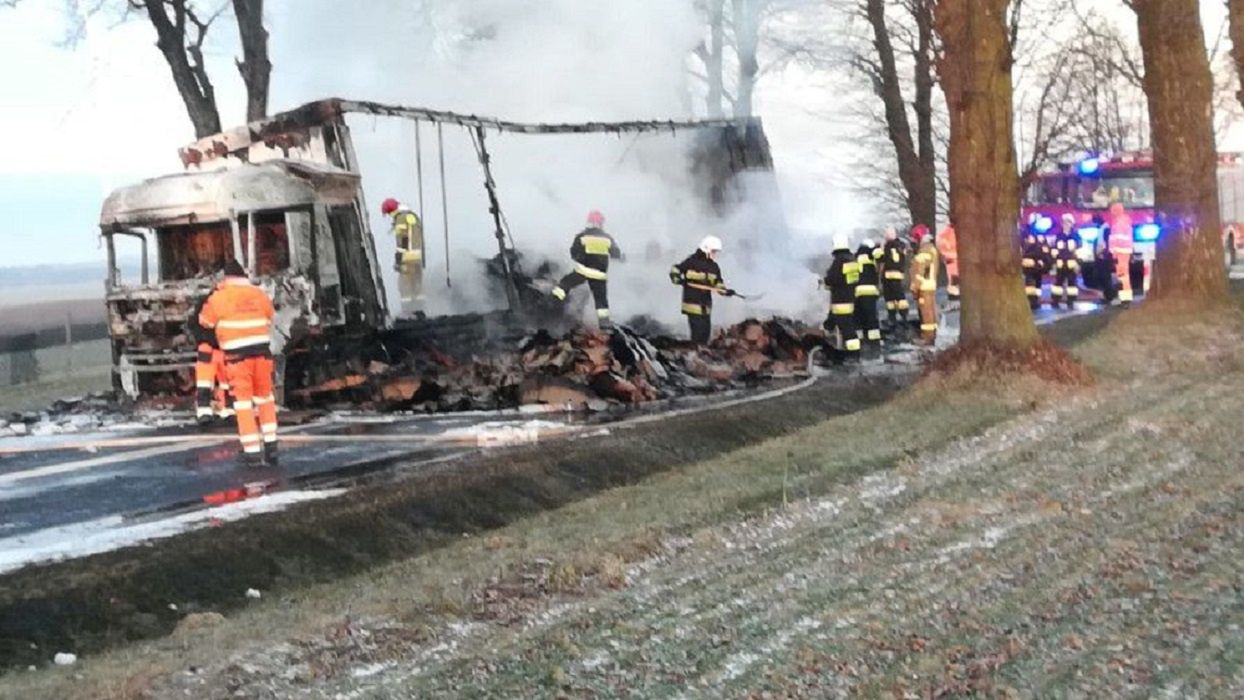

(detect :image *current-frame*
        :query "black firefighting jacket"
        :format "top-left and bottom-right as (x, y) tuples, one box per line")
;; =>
(823, 249), (860, 311)
(569, 227), (622, 280)
(880, 239), (909, 283)
(671, 250), (727, 316)
(1053, 231), (1079, 265)
(1021, 237), (1049, 276)
(855, 244), (881, 297)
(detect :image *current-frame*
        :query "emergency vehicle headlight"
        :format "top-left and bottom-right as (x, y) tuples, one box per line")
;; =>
(1135, 223), (1161, 242)
(1078, 158), (1100, 176)
(1077, 226), (1101, 242)
(1033, 216), (1054, 234)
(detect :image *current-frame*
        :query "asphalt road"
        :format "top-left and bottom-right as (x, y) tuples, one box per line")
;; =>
(0, 412), (568, 570)
(0, 291), (1119, 575)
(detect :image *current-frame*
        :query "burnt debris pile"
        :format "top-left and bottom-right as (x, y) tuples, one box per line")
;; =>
(288, 318), (828, 413)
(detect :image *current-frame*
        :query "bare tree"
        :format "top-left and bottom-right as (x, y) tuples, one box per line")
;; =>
(732, 0), (764, 117)
(692, 0), (729, 118)
(130, 0), (224, 138)
(936, 0), (1039, 346)
(232, 0), (270, 123)
(5, 0), (271, 138)
(689, 0), (815, 119)
(1132, 0), (1228, 302)
(855, 0), (938, 229)
(1228, 0), (1244, 111)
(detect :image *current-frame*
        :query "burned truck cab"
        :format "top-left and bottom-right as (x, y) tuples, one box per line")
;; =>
(100, 160), (387, 401)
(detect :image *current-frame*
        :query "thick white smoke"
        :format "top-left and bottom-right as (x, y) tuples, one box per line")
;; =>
(270, 0), (823, 330)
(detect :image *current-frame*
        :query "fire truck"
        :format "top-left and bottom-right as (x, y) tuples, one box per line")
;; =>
(1020, 152), (1244, 293)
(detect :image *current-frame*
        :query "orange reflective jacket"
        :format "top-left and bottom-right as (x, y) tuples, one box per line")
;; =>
(937, 226), (957, 261)
(199, 277), (275, 357)
(1107, 203), (1134, 255)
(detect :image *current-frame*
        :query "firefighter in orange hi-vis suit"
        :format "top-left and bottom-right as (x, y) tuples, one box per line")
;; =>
(199, 259), (279, 467)
(1107, 202), (1135, 306)
(936, 222), (959, 303)
(190, 280), (233, 425)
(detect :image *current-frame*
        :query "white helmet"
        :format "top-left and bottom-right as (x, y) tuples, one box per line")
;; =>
(1062, 213), (1076, 225)
(861, 238), (875, 248)
(832, 233), (851, 251)
(699, 235), (724, 254)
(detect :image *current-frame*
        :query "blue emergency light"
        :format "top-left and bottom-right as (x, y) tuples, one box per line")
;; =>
(1077, 226), (1101, 243)
(1135, 223), (1161, 242)
(1032, 215), (1054, 234)
(1078, 158), (1100, 176)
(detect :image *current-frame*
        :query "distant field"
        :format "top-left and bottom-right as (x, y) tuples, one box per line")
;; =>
(0, 282), (101, 307)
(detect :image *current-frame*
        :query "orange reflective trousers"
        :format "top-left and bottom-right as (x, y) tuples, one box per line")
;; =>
(225, 356), (277, 455)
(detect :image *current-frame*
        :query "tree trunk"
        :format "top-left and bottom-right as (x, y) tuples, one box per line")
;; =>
(705, 0), (726, 118)
(863, 0), (937, 229)
(1134, 0), (1228, 302)
(1229, 0), (1244, 111)
(732, 0), (759, 118)
(233, 0), (271, 122)
(911, 0), (938, 230)
(139, 0), (221, 138)
(935, 0), (1039, 347)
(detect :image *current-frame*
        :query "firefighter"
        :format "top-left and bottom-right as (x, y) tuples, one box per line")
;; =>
(670, 236), (734, 344)
(1021, 231), (1048, 310)
(822, 234), (861, 361)
(879, 226), (910, 329)
(910, 225), (939, 345)
(1107, 202), (1134, 306)
(1051, 213), (1081, 309)
(937, 221), (959, 303)
(381, 197), (425, 315)
(551, 210), (622, 328)
(854, 238), (883, 354)
(189, 280), (232, 425)
(1094, 220), (1118, 304)
(199, 259), (278, 467)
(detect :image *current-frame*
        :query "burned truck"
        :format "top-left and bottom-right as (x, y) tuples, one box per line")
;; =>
(100, 159), (387, 400)
(100, 98), (774, 406)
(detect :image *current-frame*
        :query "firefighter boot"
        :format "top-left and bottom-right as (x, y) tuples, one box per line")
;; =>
(238, 450), (266, 469)
(264, 441), (280, 467)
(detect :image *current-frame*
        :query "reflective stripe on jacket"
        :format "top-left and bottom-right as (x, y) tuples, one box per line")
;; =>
(392, 209), (424, 265)
(911, 242), (938, 292)
(570, 227), (621, 280)
(199, 277), (275, 357)
(674, 250), (725, 315)
(824, 249), (860, 305)
(855, 247), (880, 297)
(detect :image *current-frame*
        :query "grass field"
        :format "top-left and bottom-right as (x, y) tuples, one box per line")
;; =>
(3, 299), (1243, 698)
(0, 339), (111, 413)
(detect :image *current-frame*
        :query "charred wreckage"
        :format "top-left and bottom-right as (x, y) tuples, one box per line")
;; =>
(99, 98), (804, 414)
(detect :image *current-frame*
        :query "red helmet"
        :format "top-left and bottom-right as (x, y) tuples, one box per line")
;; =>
(586, 210), (605, 227)
(381, 198), (400, 215)
(911, 224), (930, 244)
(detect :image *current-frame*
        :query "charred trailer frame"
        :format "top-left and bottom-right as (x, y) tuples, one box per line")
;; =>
(100, 160), (387, 402)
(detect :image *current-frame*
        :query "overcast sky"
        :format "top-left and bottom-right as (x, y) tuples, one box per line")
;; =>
(0, 0), (1235, 269)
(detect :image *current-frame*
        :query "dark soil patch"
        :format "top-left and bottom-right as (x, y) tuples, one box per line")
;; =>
(926, 339), (1094, 386)
(0, 374), (910, 674)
